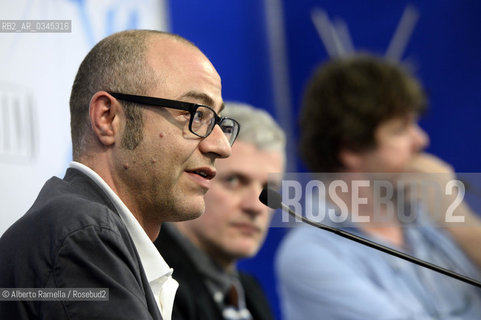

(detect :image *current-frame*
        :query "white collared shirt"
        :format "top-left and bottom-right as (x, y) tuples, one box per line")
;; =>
(69, 162), (178, 320)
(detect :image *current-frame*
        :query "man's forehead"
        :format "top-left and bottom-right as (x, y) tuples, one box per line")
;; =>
(379, 113), (418, 128)
(145, 38), (224, 113)
(218, 147), (284, 174)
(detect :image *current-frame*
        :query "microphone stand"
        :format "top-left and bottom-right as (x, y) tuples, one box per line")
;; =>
(261, 187), (481, 289)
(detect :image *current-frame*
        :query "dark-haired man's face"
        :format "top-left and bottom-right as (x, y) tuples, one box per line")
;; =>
(353, 115), (429, 173)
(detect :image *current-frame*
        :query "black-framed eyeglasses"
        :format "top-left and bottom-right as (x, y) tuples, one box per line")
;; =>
(108, 92), (240, 146)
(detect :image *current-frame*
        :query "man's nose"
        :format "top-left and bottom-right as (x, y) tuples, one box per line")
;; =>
(199, 125), (232, 159)
(411, 123), (429, 152)
(241, 185), (266, 217)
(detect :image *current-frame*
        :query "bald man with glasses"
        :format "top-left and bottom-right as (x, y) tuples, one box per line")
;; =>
(0, 30), (238, 320)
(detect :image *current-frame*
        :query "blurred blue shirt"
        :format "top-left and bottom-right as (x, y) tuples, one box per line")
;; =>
(276, 207), (481, 320)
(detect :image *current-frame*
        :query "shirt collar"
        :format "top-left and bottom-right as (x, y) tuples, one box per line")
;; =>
(69, 161), (173, 283)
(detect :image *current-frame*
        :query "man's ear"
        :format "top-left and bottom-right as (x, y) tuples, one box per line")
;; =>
(339, 148), (363, 171)
(89, 91), (121, 146)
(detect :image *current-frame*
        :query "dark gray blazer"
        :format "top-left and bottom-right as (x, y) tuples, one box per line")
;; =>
(154, 226), (274, 320)
(0, 168), (162, 320)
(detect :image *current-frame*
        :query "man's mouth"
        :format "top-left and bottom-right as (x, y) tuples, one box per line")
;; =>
(231, 222), (262, 236)
(186, 167), (216, 180)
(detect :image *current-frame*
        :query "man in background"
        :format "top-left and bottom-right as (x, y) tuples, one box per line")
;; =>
(276, 55), (481, 319)
(155, 103), (285, 320)
(0, 30), (238, 319)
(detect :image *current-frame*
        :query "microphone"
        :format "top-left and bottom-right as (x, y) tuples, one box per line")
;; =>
(260, 187), (481, 289)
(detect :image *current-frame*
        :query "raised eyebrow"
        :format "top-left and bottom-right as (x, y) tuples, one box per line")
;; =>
(180, 91), (223, 111)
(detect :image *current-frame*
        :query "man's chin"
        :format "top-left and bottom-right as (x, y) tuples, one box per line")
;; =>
(229, 244), (261, 259)
(173, 202), (205, 222)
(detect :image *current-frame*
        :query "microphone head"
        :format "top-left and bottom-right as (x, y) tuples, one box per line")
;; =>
(259, 187), (282, 210)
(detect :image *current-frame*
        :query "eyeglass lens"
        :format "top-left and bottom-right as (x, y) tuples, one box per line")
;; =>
(219, 118), (238, 145)
(190, 106), (238, 145)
